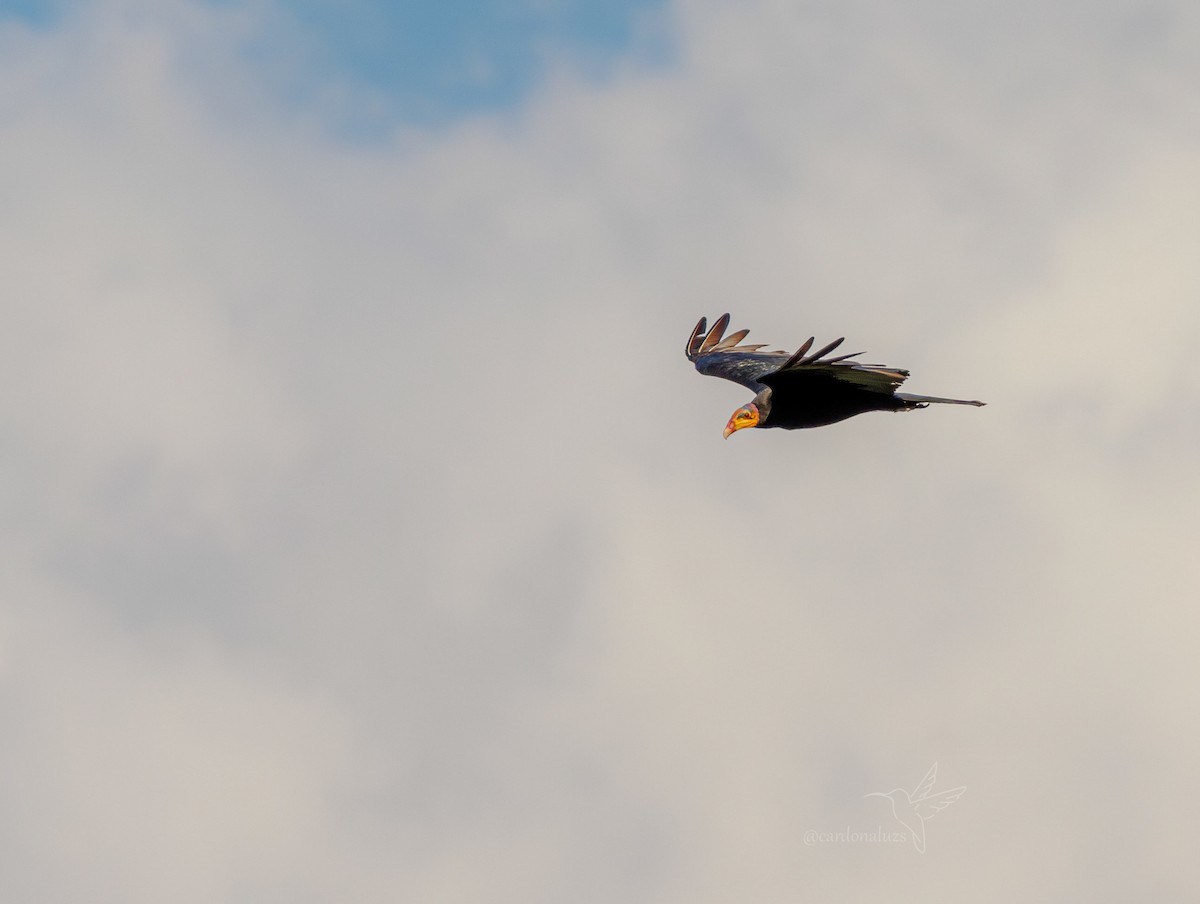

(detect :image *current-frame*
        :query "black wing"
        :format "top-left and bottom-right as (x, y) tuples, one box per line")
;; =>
(758, 337), (910, 397)
(686, 314), (892, 394)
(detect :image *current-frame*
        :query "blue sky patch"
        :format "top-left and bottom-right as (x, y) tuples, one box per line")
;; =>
(276, 0), (671, 125)
(0, 0), (64, 26)
(0, 0), (671, 126)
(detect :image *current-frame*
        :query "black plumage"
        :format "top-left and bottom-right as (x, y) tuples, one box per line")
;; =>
(685, 314), (984, 435)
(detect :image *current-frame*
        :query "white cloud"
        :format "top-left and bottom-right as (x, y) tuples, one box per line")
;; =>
(1, 0), (1199, 901)
(0, 575), (348, 903)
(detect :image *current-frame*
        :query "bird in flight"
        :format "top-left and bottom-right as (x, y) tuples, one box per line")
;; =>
(686, 314), (985, 437)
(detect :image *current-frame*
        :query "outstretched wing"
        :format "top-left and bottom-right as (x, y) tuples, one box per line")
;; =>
(757, 330), (910, 397)
(687, 314), (906, 396)
(685, 314), (792, 392)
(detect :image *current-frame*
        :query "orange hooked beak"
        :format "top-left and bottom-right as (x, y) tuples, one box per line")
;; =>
(723, 404), (760, 439)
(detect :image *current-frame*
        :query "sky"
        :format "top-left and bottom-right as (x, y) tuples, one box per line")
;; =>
(1, 0), (1199, 901)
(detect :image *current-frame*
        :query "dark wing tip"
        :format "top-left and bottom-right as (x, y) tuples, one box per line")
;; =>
(698, 313), (731, 354)
(781, 337), (815, 369)
(780, 336), (850, 370)
(686, 316), (708, 359)
(807, 337), (845, 363)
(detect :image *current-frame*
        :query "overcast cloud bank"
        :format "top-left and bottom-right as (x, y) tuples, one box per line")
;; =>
(1, 1), (1198, 901)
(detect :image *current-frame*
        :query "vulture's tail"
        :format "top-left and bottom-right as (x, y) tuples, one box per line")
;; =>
(896, 392), (986, 408)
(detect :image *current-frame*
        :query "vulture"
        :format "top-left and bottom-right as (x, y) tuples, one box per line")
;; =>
(686, 314), (984, 437)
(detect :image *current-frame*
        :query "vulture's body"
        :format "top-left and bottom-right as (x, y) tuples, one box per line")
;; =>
(686, 314), (984, 437)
